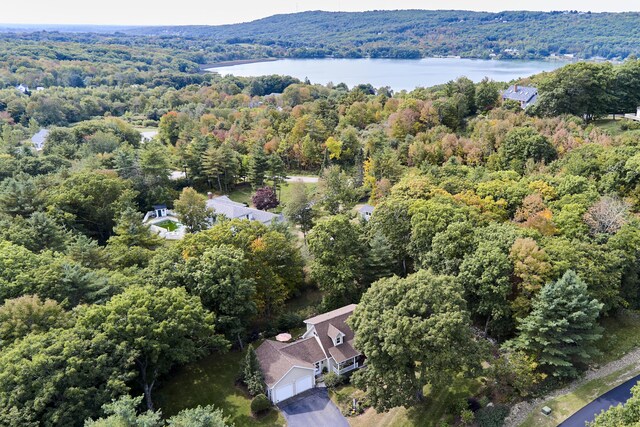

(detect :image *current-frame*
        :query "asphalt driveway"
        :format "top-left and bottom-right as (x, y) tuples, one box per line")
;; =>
(558, 374), (640, 427)
(278, 387), (349, 427)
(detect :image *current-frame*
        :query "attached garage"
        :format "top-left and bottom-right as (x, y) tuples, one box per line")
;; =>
(274, 383), (294, 403)
(295, 376), (313, 394)
(270, 366), (316, 404)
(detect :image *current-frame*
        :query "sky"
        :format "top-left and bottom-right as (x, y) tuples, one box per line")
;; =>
(4, 0), (640, 26)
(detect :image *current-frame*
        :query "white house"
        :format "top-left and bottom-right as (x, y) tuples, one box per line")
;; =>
(358, 204), (374, 221)
(16, 84), (29, 94)
(206, 194), (283, 225)
(256, 304), (363, 404)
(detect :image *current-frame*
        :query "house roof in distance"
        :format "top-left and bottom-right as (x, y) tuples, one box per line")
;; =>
(502, 85), (538, 103)
(206, 195), (282, 224)
(304, 304), (357, 325)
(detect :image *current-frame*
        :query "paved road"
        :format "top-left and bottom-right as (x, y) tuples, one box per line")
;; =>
(558, 374), (640, 427)
(278, 388), (349, 427)
(285, 175), (319, 183)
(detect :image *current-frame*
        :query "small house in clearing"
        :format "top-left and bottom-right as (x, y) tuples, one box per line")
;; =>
(206, 194), (283, 225)
(256, 304), (364, 404)
(502, 84), (538, 109)
(358, 204), (374, 221)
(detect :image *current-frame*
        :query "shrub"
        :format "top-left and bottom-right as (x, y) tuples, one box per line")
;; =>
(250, 394), (271, 415)
(475, 404), (510, 427)
(323, 372), (344, 388)
(460, 408), (475, 425)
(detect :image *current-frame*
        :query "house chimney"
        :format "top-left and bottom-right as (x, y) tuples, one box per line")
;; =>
(514, 84), (518, 92)
(207, 192), (213, 200)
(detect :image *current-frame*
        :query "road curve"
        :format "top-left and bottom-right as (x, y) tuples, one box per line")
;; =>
(557, 374), (640, 427)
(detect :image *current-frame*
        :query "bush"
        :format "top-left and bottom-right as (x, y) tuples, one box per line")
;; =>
(461, 408), (475, 425)
(475, 404), (510, 427)
(250, 394), (271, 415)
(276, 311), (303, 331)
(323, 372), (344, 388)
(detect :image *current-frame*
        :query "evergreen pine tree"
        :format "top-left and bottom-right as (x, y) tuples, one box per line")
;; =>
(509, 270), (603, 378)
(364, 231), (396, 285)
(247, 144), (268, 188)
(242, 344), (265, 396)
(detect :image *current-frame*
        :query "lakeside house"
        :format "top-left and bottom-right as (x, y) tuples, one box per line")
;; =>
(256, 304), (364, 404)
(206, 194), (283, 225)
(502, 84), (538, 108)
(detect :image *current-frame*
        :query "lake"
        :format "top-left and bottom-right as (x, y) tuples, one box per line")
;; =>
(207, 58), (566, 91)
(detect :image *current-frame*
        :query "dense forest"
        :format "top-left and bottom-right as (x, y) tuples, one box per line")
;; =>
(1, 28), (640, 425)
(85, 10), (640, 59)
(2, 10), (640, 63)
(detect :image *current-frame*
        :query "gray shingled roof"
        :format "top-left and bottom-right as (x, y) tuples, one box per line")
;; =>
(502, 85), (538, 104)
(304, 304), (360, 364)
(256, 337), (322, 387)
(206, 195), (282, 224)
(31, 129), (49, 150)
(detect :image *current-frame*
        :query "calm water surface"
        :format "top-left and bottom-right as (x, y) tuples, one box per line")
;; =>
(208, 58), (565, 91)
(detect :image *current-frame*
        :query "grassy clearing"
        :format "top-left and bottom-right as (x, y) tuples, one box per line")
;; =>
(594, 311), (640, 364)
(155, 350), (284, 427)
(154, 219), (180, 231)
(225, 182), (317, 210)
(335, 375), (485, 427)
(520, 364), (640, 427)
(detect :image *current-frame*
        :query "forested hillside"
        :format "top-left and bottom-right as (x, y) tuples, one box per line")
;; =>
(1, 30), (640, 425)
(126, 10), (640, 60)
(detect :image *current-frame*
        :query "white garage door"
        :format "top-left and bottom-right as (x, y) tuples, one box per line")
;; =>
(274, 383), (294, 403)
(295, 376), (313, 394)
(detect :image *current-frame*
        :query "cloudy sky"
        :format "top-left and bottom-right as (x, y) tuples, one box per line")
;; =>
(5, 0), (640, 26)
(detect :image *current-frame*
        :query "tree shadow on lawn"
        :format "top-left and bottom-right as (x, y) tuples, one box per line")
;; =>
(155, 350), (282, 427)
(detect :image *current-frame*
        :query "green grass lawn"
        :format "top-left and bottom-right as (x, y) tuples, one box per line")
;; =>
(594, 311), (640, 364)
(154, 219), (180, 232)
(155, 351), (284, 427)
(225, 182), (317, 210)
(338, 374), (485, 427)
(520, 364), (640, 427)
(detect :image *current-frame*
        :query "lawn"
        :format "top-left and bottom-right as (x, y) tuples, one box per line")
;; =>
(520, 364), (640, 427)
(155, 350), (284, 427)
(594, 311), (640, 364)
(225, 182), (317, 211)
(154, 220), (180, 232)
(333, 374), (485, 427)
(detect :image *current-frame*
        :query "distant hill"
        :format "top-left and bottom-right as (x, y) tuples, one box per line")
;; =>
(121, 10), (640, 60)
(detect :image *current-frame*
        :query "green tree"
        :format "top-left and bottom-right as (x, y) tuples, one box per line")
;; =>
(241, 345), (265, 396)
(317, 165), (360, 214)
(174, 187), (212, 233)
(78, 286), (228, 410)
(0, 173), (41, 217)
(0, 327), (132, 427)
(0, 295), (70, 347)
(307, 215), (366, 309)
(182, 245), (256, 343)
(49, 171), (134, 242)
(282, 181), (314, 240)
(107, 207), (162, 268)
(507, 270), (603, 378)
(247, 144), (268, 188)
(85, 395), (233, 427)
(533, 62), (615, 121)
(590, 384), (640, 427)
(500, 127), (557, 172)
(350, 270), (479, 411)
(475, 78), (500, 112)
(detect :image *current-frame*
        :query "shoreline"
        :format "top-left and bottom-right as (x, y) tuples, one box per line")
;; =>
(201, 58), (278, 71)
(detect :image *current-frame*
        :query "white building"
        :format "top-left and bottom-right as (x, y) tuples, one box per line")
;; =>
(256, 304), (363, 404)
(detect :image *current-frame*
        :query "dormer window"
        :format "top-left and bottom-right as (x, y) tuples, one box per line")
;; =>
(336, 335), (342, 345)
(327, 323), (345, 346)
